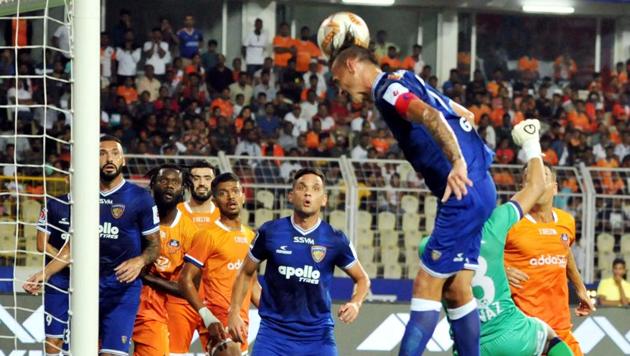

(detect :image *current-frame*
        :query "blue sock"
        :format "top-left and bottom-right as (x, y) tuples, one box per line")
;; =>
(399, 298), (441, 356)
(447, 299), (480, 356)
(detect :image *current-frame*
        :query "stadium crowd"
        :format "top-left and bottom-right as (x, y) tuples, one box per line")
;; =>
(0, 11), (629, 193)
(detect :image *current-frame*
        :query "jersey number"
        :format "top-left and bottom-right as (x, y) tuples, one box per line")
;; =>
(459, 117), (473, 132)
(471, 256), (495, 307)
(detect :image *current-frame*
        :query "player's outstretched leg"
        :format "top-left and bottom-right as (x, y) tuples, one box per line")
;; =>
(547, 338), (574, 356)
(399, 269), (444, 356)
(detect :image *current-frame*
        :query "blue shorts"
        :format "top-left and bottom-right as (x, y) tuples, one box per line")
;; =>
(44, 287), (69, 341)
(421, 171), (496, 276)
(99, 278), (141, 355)
(252, 323), (337, 356)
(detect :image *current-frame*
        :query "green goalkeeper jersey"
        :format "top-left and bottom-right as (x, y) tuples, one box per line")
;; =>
(419, 201), (526, 343)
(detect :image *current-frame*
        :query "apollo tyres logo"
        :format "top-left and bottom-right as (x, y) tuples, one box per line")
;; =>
(99, 222), (119, 239)
(278, 265), (321, 284)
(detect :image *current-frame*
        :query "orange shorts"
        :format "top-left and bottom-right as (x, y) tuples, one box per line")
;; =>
(556, 329), (583, 356)
(132, 319), (169, 356)
(166, 301), (208, 353)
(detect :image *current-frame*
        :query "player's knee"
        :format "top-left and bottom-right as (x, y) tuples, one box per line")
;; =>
(413, 269), (444, 298)
(443, 282), (473, 307)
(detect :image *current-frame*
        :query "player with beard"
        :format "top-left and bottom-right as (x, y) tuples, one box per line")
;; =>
(177, 160), (220, 229)
(24, 135), (161, 356)
(132, 165), (198, 356)
(179, 173), (260, 356)
(227, 168), (370, 355)
(170, 160), (220, 354)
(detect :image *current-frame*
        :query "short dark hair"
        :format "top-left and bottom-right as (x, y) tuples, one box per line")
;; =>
(189, 160), (218, 175)
(330, 45), (378, 68)
(613, 258), (626, 268)
(146, 163), (192, 190)
(100, 134), (122, 145)
(208, 39), (218, 47)
(211, 172), (241, 196)
(292, 167), (326, 187)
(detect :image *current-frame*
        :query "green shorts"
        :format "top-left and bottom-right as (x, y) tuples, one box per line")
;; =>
(480, 315), (547, 356)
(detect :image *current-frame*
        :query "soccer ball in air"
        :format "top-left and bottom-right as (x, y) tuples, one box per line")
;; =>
(317, 12), (370, 58)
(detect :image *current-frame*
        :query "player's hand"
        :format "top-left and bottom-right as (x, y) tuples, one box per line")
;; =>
(227, 313), (247, 344)
(114, 256), (145, 283)
(506, 266), (529, 289)
(338, 302), (360, 324)
(511, 119), (541, 147)
(575, 289), (596, 317)
(22, 271), (45, 295)
(442, 158), (473, 203)
(207, 321), (228, 344)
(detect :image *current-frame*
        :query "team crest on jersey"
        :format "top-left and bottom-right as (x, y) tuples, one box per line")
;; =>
(168, 239), (181, 253)
(431, 249), (442, 261)
(111, 204), (125, 219)
(311, 245), (327, 263)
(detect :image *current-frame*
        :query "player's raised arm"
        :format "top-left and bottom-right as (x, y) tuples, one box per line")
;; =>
(227, 254), (259, 343)
(509, 119), (546, 214)
(402, 95), (472, 202)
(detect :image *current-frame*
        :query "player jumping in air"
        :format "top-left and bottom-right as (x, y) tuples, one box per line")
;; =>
(330, 45), (495, 355)
(29, 193), (71, 355)
(421, 119), (575, 356)
(169, 160), (220, 354)
(178, 172), (260, 355)
(25, 135), (161, 356)
(227, 168), (370, 356)
(132, 165), (198, 356)
(504, 153), (595, 356)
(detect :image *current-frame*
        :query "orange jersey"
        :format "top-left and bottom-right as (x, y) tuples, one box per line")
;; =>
(184, 220), (256, 324)
(273, 35), (296, 68)
(504, 208), (576, 331)
(177, 201), (220, 229)
(135, 211), (198, 322)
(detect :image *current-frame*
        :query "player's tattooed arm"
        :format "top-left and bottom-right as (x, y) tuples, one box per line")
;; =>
(115, 231), (160, 284)
(406, 100), (462, 163)
(140, 231), (160, 265)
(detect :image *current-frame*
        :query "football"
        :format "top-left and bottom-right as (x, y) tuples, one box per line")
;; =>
(317, 11), (370, 58)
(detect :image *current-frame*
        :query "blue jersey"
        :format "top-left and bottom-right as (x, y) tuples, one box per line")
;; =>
(99, 180), (159, 290)
(177, 28), (203, 59)
(372, 70), (494, 197)
(249, 217), (357, 341)
(36, 194), (71, 290)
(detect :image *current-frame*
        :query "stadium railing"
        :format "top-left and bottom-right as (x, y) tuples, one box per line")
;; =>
(5, 153), (630, 284)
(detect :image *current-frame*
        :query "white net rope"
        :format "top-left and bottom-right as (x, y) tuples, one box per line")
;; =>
(0, 0), (72, 353)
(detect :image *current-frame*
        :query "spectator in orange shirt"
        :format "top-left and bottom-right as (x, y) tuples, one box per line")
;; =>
(300, 74), (326, 101)
(613, 61), (628, 85)
(554, 52), (577, 81)
(210, 88), (234, 119)
(469, 93), (492, 125)
(486, 68), (509, 98)
(294, 26), (321, 74)
(272, 22), (296, 70)
(184, 53), (205, 77)
(402, 44), (425, 74)
(489, 98), (507, 127)
(517, 54), (539, 77)
(495, 137), (515, 164)
(541, 135), (559, 166)
(380, 46), (402, 71)
(568, 100), (594, 133)
(305, 118), (323, 150)
(232, 57), (243, 82)
(371, 128), (390, 154)
(116, 76), (138, 105)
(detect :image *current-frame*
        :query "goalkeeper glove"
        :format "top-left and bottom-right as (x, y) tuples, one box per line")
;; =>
(511, 119), (542, 161)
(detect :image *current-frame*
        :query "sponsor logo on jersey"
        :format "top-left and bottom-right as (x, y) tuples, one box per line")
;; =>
(452, 252), (464, 262)
(538, 228), (558, 235)
(111, 204), (125, 219)
(61, 232), (70, 241)
(193, 216), (211, 223)
(227, 259), (243, 270)
(293, 236), (315, 245)
(100, 198), (113, 205)
(529, 254), (567, 267)
(275, 245), (292, 255)
(234, 236), (249, 244)
(278, 265), (321, 284)
(168, 239), (181, 254)
(311, 245), (327, 263)
(155, 255), (170, 269)
(59, 217), (69, 225)
(99, 222), (119, 239)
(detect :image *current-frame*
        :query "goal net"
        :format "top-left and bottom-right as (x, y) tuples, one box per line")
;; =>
(0, 0), (78, 354)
